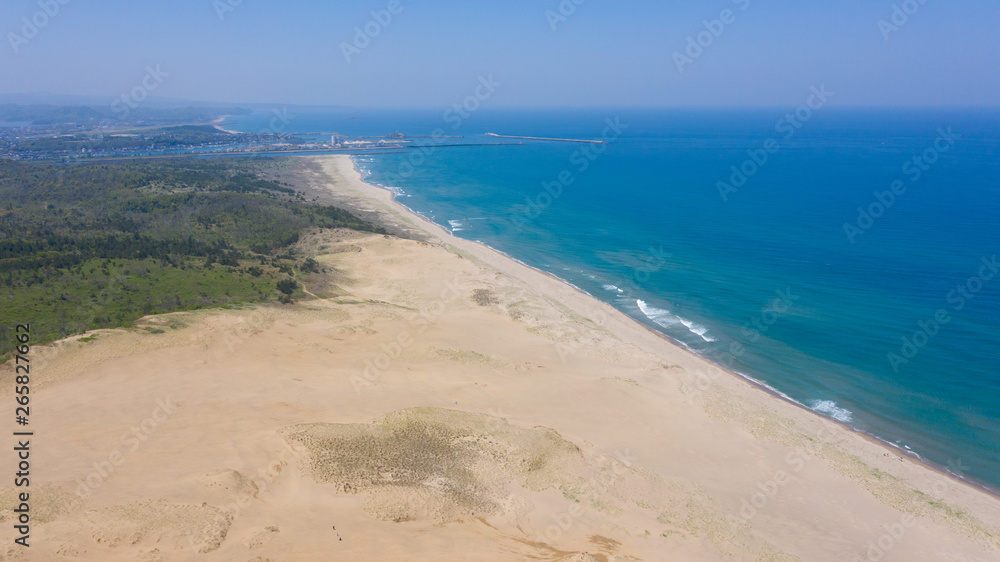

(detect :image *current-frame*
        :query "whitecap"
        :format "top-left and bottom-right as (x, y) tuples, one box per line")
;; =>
(810, 400), (853, 423)
(603, 284), (624, 293)
(636, 299), (714, 342)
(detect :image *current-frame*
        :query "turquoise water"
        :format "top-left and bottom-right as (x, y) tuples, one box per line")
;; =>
(225, 108), (1000, 489)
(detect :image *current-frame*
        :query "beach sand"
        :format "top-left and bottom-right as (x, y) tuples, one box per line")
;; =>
(0, 154), (997, 561)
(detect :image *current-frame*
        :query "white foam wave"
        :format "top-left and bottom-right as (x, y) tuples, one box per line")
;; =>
(380, 185), (405, 195)
(810, 400), (853, 423)
(448, 220), (464, 232)
(636, 299), (715, 342)
(603, 284), (624, 293)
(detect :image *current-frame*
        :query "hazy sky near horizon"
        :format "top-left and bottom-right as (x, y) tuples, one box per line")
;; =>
(1, 0), (998, 108)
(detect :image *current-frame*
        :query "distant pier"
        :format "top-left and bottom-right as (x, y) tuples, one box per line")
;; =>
(61, 142), (526, 164)
(485, 133), (607, 144)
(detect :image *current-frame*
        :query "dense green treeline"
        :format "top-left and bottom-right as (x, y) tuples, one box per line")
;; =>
(8, 125), (262, 154)
(0, 157), (384, 357)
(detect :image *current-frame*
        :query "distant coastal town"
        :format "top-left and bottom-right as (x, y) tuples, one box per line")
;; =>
(0, 105), (632, 162)
(0, 123), (460, 162)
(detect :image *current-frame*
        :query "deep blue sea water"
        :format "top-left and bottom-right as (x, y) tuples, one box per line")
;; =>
(224, 108), (1000, 490)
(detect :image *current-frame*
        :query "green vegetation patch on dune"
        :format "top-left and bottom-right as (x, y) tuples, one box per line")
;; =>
(0, 157), (385, 356)
(282, 408), (582, 521)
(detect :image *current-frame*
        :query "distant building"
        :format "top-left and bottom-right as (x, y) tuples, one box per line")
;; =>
(331, 133), (346, 146)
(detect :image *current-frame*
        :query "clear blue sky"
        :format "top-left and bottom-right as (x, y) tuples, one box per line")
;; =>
(1, 0), (997, 107)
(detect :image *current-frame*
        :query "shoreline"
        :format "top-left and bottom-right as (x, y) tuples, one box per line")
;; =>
(211, 115), (241, 135)
(339, 153), (1000, 501)
(3, 153), (996, 559)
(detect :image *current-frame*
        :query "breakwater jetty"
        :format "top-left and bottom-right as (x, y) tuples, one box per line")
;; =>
(485, 133), (607, 144)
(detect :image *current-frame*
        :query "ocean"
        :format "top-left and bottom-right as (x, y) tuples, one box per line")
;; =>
(223, 107), (1000, 490)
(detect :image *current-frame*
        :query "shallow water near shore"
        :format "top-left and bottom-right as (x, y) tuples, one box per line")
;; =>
(225, 107), (1000, 490)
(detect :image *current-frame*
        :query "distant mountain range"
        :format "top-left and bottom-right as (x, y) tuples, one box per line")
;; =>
(0, 93), (349, 110)
(0, 104), (247, 127)
(0, 93), (351, 127)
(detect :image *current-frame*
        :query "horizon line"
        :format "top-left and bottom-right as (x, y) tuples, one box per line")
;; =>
(2, 95), (1000, 112)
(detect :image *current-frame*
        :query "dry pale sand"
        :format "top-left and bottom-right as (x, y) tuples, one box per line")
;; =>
(1, 154), (998, 561)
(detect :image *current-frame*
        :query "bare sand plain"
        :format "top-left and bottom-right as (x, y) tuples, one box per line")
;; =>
(0, 155), (997, 561)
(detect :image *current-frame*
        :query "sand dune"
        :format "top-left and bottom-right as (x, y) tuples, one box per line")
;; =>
(0, 155), (997, 561)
